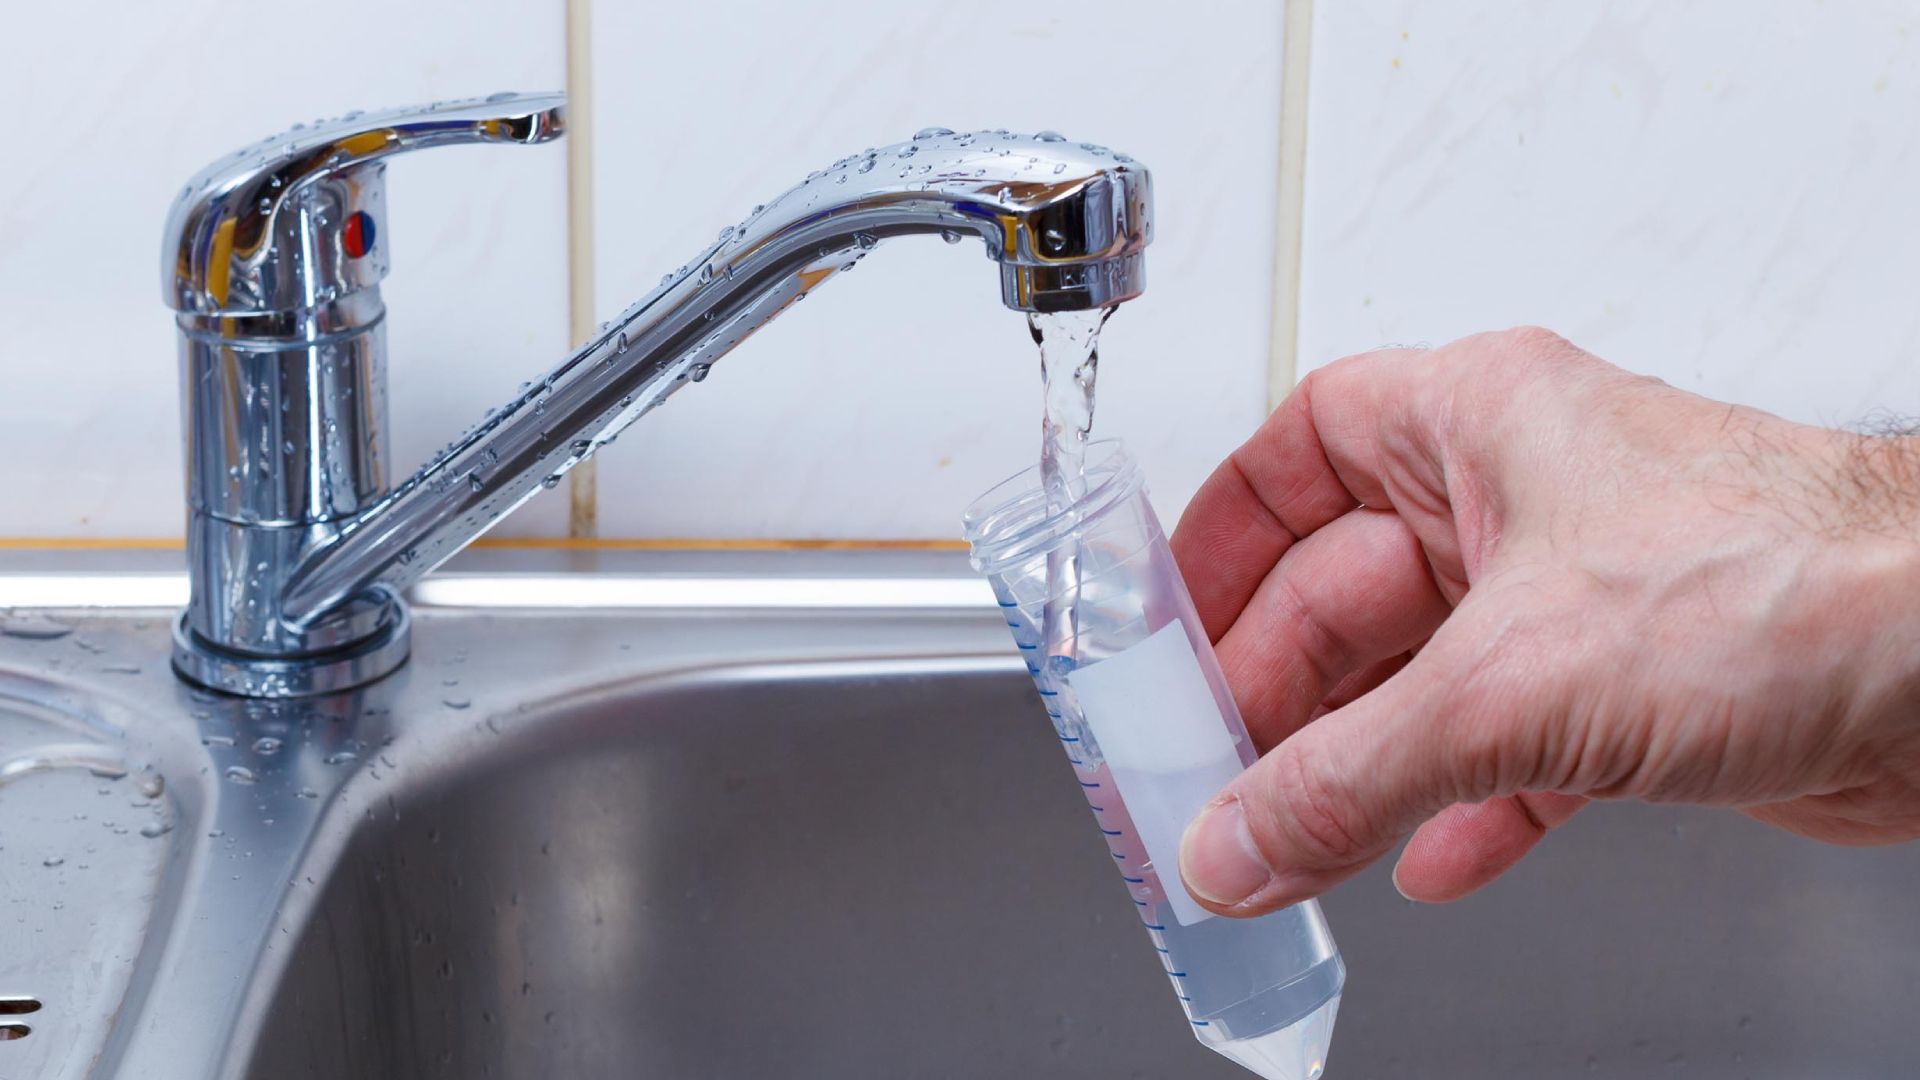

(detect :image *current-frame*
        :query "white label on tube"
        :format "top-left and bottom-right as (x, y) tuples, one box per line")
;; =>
(1068, 620), (1244, 927)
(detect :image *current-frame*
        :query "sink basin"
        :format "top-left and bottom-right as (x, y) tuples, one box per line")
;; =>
(3, 552), (1919, 1079)
(246, 653), (1219, 1080)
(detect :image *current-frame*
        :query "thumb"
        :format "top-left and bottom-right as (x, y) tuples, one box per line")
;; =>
(1177, 644), (1524, 914)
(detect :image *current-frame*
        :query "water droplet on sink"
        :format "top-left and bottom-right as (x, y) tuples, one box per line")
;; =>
(856, 155), (877, 174)
(689, 363), (712, 383)
(225, 765), (257, 785)
(87, 763), (128, 780)
(137, 774), (164, 799)
(139, 821), (173, 839)
(252, 736), (282, 756)
(1, 614), (73, 640)
(1053, 162), (1068, 174)
(897, 144), (918, 158)
(941, 229), (963, 245)
(201, 734), (235, 748)
(325, 750), (358, 766)
(42, 856), (63, 868)
(1036, 130), (1068, 142)
(913, 126), (954, 140)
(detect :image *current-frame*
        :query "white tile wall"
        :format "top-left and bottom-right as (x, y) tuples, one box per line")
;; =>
(1297, 2), (1920, 429)
(15, 1), (1913, 544)
(0, 0), (570, 538)
(586, 0), (1285, 538)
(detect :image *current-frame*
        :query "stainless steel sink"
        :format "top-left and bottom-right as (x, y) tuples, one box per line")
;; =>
(3, 552), (1918, 1079)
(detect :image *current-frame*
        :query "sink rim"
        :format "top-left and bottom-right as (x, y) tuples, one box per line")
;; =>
(0, 548), (1000, 613)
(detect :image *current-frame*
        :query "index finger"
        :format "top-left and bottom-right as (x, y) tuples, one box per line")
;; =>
(1170, 347), (1433, 641)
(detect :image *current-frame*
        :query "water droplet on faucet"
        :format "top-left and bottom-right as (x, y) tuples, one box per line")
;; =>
(941, 229), (963, 245)
(2, 614), (73, 640)
(1036, 130), (1068, 142)
(913, 126), (954, 140)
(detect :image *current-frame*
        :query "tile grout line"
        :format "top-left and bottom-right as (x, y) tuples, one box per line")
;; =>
(564, 0), (600, 538)
(1266, 0), (1316, 411)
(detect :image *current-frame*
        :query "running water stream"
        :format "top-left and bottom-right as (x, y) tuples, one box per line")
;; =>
(1031, 307), (1115, 667)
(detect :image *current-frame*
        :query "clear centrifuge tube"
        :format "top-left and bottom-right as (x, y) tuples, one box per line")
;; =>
(964, 440), (1344, 1080)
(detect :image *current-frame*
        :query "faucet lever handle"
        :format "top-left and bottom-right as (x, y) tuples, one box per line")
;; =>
(162, 91), (566, 317)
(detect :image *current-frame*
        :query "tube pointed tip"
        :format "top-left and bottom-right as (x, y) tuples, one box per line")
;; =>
(1201, 994), (1340, 1080)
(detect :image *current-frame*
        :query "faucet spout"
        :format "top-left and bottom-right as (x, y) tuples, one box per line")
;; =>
(279, 131), (1151, 633)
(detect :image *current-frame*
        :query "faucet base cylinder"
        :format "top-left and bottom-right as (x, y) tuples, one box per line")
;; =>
(170, 603), (411, 698)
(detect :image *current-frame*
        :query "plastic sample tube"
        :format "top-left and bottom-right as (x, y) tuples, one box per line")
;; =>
(963, 439), (1344, 1080)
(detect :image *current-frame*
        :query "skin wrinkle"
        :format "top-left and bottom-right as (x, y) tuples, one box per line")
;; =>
(1170, 326), (1920, 912)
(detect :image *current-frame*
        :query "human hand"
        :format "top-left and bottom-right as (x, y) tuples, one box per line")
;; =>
(1171, 327), (1920, 913)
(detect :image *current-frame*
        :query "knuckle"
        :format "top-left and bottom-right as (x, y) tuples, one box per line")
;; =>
(1435, 592), (1599, 796)
(1263, 743), (1373, 867)
(1496, 324), (1575, 359)
(1445, 325), (1581, 385)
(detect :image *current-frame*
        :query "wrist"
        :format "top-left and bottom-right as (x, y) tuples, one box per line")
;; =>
(1817, 430), (1920, 738)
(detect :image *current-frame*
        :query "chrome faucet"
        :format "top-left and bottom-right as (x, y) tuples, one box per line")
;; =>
(163, 93), (1152, 697)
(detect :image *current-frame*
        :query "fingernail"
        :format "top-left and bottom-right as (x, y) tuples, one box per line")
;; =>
(1389, 859), (1415, 902)
(1179, 795), (1272, 906)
